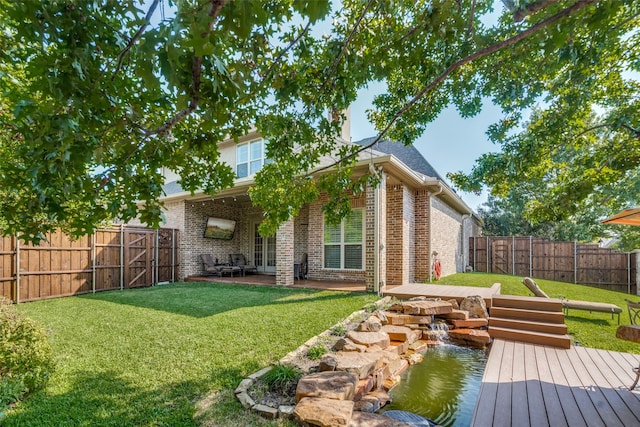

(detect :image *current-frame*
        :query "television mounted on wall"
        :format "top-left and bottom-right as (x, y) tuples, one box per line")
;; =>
(204, 217), (236, 240)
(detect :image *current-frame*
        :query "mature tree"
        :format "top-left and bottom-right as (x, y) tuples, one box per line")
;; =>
(0, 0), (637, 242)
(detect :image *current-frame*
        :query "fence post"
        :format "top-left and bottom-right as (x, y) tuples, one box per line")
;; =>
(627, 252), (630, 295)
(472, 236), (476, 271)
(486, 236), (489, 273)
(120, 224), (124, 291)
(155, 229), (159, 286)
(91, 233), (96, 294)
(512, 236), (515, 275)
(529, 236), (532, 277)
(15, 236), (20, 304)
(574, 241), (577, 284)
(171, 229), (176, 283)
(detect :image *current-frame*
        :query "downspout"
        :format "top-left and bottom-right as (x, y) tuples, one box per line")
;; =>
(374, 180), (379, 295)
(460, 214), (470, 272)
(428, 183), (444, 282)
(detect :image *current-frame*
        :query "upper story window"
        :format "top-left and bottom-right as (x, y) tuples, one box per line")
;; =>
(236, 139), (271, 178)
(323, 209), (364, 270)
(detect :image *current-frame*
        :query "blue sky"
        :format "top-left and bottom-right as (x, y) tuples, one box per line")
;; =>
(349, 88), (500, 212)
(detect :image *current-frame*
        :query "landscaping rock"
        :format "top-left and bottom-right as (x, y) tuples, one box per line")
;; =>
(294, 397), (354, 427)
(358, 315), (382, 332)
(279, 405), (296, 419)
(448, 328), (491, 347)
(346, 330), (390, 349)
(452, 318), (489, 329)
(365, 390), (392, 406)
(381, 325), (421, 343)
(333, 338), (366, 352)
(354, 376), (375, 401)
(236, 391), (255, 409)
(385, 340), (410, 356)
(253, 403), (278, 419)
(438, 309), (469, 320)
(460, 295), (489, 319)
(353, 398), (380, 413)
(397, 300), (453, 315)
(349, 411), (412, 427)
(447, 298), (460, 309)
(295, 371), (359, 402)
(331, 351), (382, 379)
(319, 355), (338, 372)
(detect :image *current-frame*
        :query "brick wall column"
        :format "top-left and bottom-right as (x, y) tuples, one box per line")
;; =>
(377, 173), (387, 292)
(275, 219), (294, 286)
(414, 189), (430, 282)
(365, 183), (375, 292)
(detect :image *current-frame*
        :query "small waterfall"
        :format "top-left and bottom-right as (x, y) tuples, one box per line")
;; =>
(424, 322), (449, 345)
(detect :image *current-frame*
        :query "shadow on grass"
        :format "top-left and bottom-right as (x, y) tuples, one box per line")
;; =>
(77, 282), (374, 318)
(2, 367), (247, 427)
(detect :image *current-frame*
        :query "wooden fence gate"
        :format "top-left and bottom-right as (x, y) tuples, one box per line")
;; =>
(470, 236), (637, 294)
(1, 226), (178, 303)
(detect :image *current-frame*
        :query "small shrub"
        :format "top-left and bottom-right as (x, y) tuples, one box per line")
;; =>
(306, 343), (327, 360)
(330, 324), (347, 336)
(0, 297), (54, 409)
(362, 302), (378, 313)
(261, 364), (301, 391)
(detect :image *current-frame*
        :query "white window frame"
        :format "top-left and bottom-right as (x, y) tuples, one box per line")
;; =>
(323, 208), (365, 270)
(236, 138), (270, 178)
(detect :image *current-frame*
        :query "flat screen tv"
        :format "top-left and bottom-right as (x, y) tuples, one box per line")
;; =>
(204, 217), (236, 240)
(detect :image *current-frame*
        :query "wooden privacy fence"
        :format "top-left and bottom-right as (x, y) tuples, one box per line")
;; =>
(469, 236), (637, 294)
(0, 226), (179, 303)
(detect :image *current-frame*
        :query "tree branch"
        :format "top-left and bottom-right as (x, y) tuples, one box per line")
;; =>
(576, 122), (640, 140)
(262, 22), (311, 82)
(113, 0), (160, 78)
(312, 0), (599, 175)
(144, 0), (228, 137)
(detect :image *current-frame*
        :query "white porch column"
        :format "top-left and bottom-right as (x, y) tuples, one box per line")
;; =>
(276, 219), (295, 286)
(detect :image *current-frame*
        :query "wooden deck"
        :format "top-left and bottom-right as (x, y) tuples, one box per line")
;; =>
(471, 339), (640, 427)
(383, 283), (501, 306)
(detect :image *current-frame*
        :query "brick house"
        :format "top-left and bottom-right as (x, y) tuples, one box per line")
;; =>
(149, 130), (481, 292)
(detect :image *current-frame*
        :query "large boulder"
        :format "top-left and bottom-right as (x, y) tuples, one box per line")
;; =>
(460, 295), (489, 319)
(296, 371), (359, 402)
(294, 397), (354, 427)
(331, 351), (382, 379)
(347, 330), (391, 349)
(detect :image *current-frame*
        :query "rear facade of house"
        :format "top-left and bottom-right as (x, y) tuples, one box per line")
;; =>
(137, 131), (481, 292)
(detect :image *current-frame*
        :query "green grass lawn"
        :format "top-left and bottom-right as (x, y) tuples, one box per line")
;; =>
(5, 283), (378, 426)
(5, 274), (639, 426)
(436, 272), (640, 353)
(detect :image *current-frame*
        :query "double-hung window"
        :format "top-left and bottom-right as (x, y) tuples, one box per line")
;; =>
(236, 139), (271, 178)
(323, 209), (364, 269)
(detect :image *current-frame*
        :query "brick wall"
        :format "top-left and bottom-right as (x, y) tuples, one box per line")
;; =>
(276, 219), (294, 286)
(294, 204), (309, 264)
(414, 189), (430, 282)
(430, 196), (465, 277)
(385, 183), (415, 286)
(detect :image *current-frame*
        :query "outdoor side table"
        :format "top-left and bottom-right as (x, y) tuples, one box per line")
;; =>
(616, 324), (640, 390)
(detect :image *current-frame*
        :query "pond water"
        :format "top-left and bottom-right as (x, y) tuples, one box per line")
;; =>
(380, 343), (488, 427)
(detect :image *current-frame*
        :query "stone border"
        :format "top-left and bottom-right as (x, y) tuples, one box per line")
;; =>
(235, 297), (392, 419)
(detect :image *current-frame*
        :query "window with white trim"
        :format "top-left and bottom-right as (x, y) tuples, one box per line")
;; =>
(236, 139), (271, 178)
(323, 209), (364, 269)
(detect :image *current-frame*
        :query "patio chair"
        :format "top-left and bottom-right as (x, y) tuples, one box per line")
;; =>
(294, 252), (308, 280)
(201, 254), (241, 277)
(626, 299), (640, 325)
(522, 277), (622, 324)
(229, 253), (257, 275)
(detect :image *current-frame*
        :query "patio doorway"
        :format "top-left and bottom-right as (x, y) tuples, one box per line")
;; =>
(252, 222), (276, 274)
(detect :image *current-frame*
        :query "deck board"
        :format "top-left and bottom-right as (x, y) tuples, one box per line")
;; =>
(472, 340), (640, 427)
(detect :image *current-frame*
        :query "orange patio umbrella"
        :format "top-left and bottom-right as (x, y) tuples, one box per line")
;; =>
(601, 208), (640, 226)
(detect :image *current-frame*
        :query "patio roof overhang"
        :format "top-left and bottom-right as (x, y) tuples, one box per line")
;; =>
(158, 152), (474, 216)
(601, 208), (640, 226)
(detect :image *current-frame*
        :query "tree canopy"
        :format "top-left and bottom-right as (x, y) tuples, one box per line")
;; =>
(0, 0), (637, 242)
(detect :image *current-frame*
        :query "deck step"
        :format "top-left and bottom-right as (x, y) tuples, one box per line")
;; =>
(491, 295), (563, 312)
(488, 327), (571, 349)
(489, 317), (568, 335)
(489, 306), (565, 324)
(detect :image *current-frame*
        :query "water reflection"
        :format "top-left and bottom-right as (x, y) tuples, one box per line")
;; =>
(380, 344), (488, 427)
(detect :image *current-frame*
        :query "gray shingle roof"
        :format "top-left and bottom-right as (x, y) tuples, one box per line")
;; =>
(352, 137), (445, 181)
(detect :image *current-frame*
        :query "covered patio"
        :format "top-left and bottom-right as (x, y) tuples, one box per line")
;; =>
(186, 273), (372, 293)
